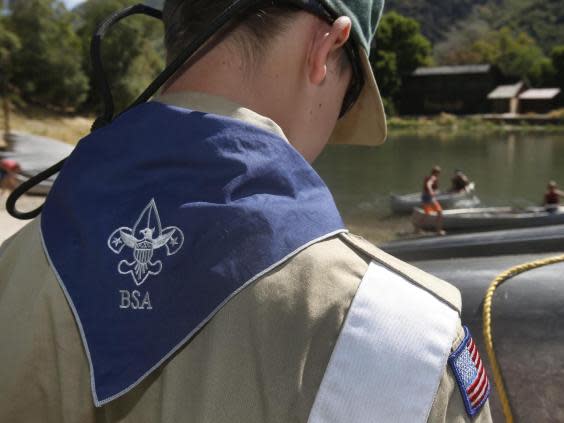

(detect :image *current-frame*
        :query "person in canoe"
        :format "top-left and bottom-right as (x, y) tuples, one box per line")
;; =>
(449, 169), (470, 193)
(421, 165), (445, 235)
(544, 180), (564, 212)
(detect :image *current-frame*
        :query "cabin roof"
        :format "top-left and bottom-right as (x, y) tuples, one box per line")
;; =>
(487, 81), (526, 99)
(519, 88), (561, 100)
(412, 64), (492, 76)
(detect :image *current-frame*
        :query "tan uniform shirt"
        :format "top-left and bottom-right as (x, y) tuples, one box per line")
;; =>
(0, 92), (492, 422)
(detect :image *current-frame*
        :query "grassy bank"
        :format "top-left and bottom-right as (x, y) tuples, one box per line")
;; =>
(388, 111), (564, 136)
(2, 107), (564, 146)
(0, 107), (93, 146)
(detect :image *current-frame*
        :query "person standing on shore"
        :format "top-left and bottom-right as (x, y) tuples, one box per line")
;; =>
(544, 180), (564, 212)
(421, 165), (445, 235)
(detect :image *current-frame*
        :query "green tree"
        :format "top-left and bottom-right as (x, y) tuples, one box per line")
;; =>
(0, 19), (20, 67)
(550, 46), (564, 90)
(76, 0), (164, 113)
(469, 27), (548, 85)
(0, 18), (21, 135)
(370, 12), (432, 113)
(7, 0), (88, 109)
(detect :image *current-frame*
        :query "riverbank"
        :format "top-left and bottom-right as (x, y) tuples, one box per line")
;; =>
(3, 106), (564, 146)
(388, 111), (564, 136)
(0, 107), (92, 146)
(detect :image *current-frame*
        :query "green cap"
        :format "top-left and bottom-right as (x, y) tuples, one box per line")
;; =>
(322, 0), (384, 54)
(158, 0), (387, 145)
(320, 0), (387, 146)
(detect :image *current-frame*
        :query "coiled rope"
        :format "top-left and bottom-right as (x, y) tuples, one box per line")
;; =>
(482, 253), (564, 423)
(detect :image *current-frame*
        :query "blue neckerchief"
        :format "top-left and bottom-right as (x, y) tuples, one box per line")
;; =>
(41, 102), (345, 406)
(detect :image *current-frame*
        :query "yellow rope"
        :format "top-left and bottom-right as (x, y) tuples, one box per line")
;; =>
(482, 253), (564, 423)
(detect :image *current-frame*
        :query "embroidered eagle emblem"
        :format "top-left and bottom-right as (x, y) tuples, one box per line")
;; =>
(108, 199), (184, 285)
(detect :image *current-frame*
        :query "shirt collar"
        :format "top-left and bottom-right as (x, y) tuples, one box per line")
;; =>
(152, 91), (288, 142)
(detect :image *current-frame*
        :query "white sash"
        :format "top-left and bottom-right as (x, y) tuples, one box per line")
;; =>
(308, 261), (458, 422)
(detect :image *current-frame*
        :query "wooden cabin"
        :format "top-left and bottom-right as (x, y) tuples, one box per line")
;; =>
(399, 64), (503, 115)
(487, 81), (527, 114)
(518, 89), (562, 114)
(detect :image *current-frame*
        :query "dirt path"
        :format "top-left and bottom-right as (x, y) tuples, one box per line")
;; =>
(0, 195), (44, 244)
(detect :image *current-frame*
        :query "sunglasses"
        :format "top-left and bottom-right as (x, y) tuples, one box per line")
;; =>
(281, 0), (365, 117)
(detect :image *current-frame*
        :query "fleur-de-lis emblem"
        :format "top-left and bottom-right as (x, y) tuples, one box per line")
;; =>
(107, 199), (184, 285)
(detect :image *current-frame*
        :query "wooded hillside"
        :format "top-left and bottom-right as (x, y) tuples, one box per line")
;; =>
(386, 0), (564, 57)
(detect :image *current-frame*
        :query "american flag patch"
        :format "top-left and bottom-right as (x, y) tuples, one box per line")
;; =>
(448, 326), (491, 417)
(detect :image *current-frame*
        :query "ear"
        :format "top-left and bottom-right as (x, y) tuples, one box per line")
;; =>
(309, 16), (352, 86)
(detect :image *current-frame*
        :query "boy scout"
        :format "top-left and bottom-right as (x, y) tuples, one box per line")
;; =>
(0, 0), (492, 421)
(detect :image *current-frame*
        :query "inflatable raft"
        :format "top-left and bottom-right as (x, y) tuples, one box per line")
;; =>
(414, 252), (564, 422)
(383, 224), (564, 420)
(1, 132), (73, 196)
(413, 205), (564, 232)
(390, 182), (480, 214)
(382, 224), (564, 261)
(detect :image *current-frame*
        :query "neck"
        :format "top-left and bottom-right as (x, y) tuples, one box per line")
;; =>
(162, 37), (307, 145)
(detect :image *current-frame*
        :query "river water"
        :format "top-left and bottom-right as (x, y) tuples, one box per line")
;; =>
(314, 132), (564, 244)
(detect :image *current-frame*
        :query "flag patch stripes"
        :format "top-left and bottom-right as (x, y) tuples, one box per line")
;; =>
(448, 326), (491, 417)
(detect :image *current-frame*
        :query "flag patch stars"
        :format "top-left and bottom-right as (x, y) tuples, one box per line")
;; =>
(448, 326), (491, 417)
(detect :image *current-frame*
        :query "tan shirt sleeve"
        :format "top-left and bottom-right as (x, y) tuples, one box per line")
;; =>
(427, 324), (493, 423)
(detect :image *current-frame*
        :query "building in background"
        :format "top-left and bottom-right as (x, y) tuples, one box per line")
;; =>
(518, 89), (562, 114)
(399, 64), (503, 115)
(487, 81), (527, 114)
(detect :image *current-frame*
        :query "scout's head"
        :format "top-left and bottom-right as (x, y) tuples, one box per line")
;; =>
(162, 0), (386, 162)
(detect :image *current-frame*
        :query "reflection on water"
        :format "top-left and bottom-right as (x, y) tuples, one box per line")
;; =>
(314, 132), (564, 243)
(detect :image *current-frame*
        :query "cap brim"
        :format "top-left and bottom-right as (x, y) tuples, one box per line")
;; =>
(329, 49), (387, 146)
